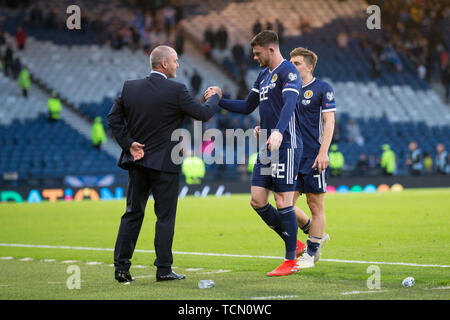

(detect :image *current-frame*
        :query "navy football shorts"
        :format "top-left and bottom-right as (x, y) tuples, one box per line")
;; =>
(251, 148), (302, 193)
(295, 156), (328, 194)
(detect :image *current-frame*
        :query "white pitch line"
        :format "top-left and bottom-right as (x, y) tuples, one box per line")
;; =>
(252, 295), (299, 300)
(0, 243), (449, 268)
(341, 290), (388, 296)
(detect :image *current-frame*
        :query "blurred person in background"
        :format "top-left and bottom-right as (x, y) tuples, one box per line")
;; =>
(47, 91), (62, 122)
(15, 26), (26, 50)
(380, 144), (396, 176)
(18, 66), (30, 98)
(91, 116), (107, 149)
(406, 140), (423, 175)
(355, 152), (369, 176)
(435, 143), (449, 175)
(423, 153), (433, 174)
(329, 144), (344, 177)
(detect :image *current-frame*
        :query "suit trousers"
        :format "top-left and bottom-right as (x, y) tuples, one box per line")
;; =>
(114, 165), (179, 273)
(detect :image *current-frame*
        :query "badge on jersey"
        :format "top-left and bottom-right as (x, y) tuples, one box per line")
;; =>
(271, 74), (278, 83)
(304, 90), (313, 99)
(288, 72), (298, 81)
(326, 91), (334, 101)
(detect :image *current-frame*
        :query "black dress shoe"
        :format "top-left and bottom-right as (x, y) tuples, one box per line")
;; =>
(115, 270), (135, 283)
(156, 271), (186, 282)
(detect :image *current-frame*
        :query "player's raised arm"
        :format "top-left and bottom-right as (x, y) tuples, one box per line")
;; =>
(218, 89), (260, 115)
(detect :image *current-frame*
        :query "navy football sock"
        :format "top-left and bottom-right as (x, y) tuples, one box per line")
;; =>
(306, 239), (321, 257)
(253, 203), (283, 238)
(300, 218), (311, 234)
(278, 206), (298, 260)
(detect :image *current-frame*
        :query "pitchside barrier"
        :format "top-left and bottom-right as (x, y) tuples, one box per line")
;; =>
(0, 175), (449, 203)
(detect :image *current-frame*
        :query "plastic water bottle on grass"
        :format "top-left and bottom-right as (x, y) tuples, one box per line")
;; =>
(198, 280), (215, 289)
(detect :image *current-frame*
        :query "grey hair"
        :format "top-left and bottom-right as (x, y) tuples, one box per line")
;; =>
(150, 45), (176, 70)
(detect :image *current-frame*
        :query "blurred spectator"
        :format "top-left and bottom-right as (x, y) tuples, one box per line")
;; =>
(47, 92), (62, 122)
(299, 17), (313, 34)
(91, 116), (107, 149)
(380, 144), (396, 176)
(29, 4), (44, 27)
(355, 153), (369, 176)
(346, 119), (364, 146)
(216, 25), (228, 50)
(175, 26), (185, 56)
(368, 154), (376, 169)
(440, 61), (450, 103)
(44, 9), (59, 29)
(276, 19), (284, 44)
(0, 29), (5, 46)
(232, 42), (245, 65)
(3, 43), (13, 77)
(423, 153), (433, 174)
(405, 141), (423, 175)
(252, 19), (262, 36)
(17, 66), (30, 98)
(203, 24), (215, 49)
(163, 4), (176, 35)
(329, 144), (344, 177)
(435, 143), (449, 174)
(12, 57), (22, 79)
(337, 32), (348, 49)
(190, 69), (202, 97)
(417, 62), (426, 80)
(266, 21), (273, 31)
(380, 43), (403, 72)
(15, 26), (26, 50)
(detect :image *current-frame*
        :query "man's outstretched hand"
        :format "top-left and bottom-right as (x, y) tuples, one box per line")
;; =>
(204, 86), (222, 100)
(130, 142), (145, 161)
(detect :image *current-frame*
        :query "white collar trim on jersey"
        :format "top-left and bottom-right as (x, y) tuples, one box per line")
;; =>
(302, 77), (316, 88)
(269, 59), (286, 73)
(150, 70), (168, 79)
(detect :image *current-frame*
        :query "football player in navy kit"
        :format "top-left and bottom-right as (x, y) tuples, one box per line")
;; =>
(255, 47), (335, 269)
(206, 31), (305, 276)
(290, 47), (335, 269)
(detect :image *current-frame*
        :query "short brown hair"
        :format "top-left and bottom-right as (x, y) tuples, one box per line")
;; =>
(290, 47), (318, 71)
(251, 30), (279, 47)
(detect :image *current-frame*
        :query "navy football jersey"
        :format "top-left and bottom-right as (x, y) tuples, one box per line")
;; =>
(252, 60), (302, 149)
(298, 78), (336, 157)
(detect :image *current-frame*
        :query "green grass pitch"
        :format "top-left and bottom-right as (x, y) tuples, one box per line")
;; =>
(0, 188), (449, 300)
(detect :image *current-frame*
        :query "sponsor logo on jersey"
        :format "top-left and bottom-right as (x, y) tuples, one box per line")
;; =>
(288, 72), (298, 81)
(326, 91), (334, 101)
(302, 99), (311, 105)
(304, 90), (313, 99)
(271, 74), (278, 83)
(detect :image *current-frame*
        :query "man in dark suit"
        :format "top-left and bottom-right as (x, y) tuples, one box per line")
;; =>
(107, 45), (222, 283)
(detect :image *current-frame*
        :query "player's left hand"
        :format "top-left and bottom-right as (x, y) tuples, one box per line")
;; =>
(267, 130), (283, 151)
(312, 152), (329, 174)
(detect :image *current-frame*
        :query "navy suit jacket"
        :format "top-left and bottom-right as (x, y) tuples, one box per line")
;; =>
(107, 72), (219, 173)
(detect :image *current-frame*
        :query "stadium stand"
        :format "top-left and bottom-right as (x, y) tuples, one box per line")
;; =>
(0, 73), (123, 187)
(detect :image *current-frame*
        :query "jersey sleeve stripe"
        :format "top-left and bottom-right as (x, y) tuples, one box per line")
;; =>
(282, 88), (300, 95)
(321, 108), (336, 113)
(251, 88), (259, 93)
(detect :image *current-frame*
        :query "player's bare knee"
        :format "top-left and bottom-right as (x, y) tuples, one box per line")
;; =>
(307, 197), (323, 216)
(250, 198), (265, 209)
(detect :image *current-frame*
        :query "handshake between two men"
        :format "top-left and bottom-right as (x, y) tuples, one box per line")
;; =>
(129, 85), (283, 163)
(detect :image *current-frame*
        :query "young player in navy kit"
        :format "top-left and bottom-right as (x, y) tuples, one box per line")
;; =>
(205, 31), (305, 277)
(291, 47), (335, 269)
